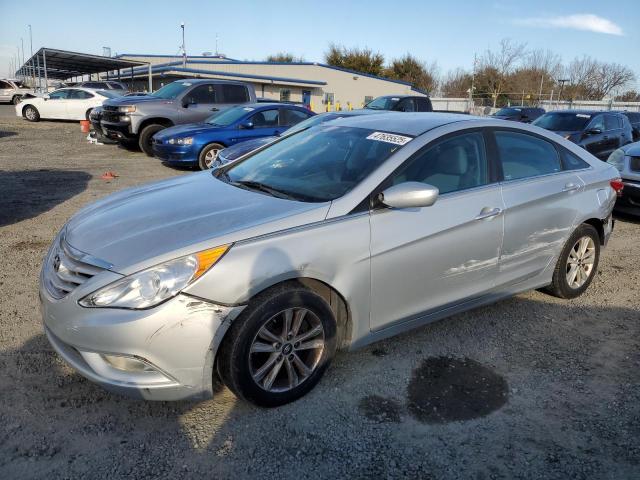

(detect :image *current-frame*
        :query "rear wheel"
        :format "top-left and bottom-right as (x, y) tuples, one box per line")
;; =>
(23, 105), (40, 122)
(138, 124), (166, 156)
(217, 285), (337, 407)
(545, 224), (600, 299)
(198, 143), (225, 170)
(11, 95), (22, 105)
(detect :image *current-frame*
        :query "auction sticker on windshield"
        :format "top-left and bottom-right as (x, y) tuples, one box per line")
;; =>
(367, 131), (413, 145)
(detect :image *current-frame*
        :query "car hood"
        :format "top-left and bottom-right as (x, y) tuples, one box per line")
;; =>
(621, 141), (640, 156)
(65, 172), (330, 274)
(102, 95), (172, 107)
(154, 123), (222, 140)
(219, 136), (276, 162)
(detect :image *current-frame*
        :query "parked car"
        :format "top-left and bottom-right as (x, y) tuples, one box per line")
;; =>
(16, 87), (120, 122)
(152, 103), (314, 169)
(490, 106), (545, 123)
(620, 111), (640, 141)
(215, 109), (387, 167)
(364, 95), (433, 112)
(40, 113), (619, 406)
(607, 142), (640, 215)
(0, 78), (33, 104)
(533, 110), (633, 160)
(100, 79), (257, 156)
(77, 81), (129, 96)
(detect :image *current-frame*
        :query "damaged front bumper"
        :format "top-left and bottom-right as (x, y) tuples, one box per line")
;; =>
(41, 290), (245, 401)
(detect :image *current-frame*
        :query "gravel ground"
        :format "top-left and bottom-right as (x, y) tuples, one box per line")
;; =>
(1, 107), (639, 479)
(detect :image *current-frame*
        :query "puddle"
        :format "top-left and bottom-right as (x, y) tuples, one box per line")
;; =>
(358, 395), (402, 423)
(407, 356), (508, 424)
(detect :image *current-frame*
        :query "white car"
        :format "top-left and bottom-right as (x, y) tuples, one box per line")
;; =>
(15, 87), (120, 122)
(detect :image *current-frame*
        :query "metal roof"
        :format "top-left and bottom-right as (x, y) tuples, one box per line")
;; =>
(16, 48), (148, 80)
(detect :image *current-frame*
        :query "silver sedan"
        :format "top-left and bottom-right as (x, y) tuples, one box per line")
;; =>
(40, 113), (620, 406)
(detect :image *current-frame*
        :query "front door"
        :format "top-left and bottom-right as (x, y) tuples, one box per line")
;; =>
(370, 130), (504, 331)
(43, 89), (72, 119)
(232, 108), (280, 145)
(182, 83), (220, 122)
(302, 90), (311, 107)
(583, 114), (607, 159)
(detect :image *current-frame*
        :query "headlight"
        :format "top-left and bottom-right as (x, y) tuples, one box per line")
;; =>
(79, 245), (230, 309)
(168, 137), (193, 145)
(607, 148), (626, 171)
(118, 105), (136, 113)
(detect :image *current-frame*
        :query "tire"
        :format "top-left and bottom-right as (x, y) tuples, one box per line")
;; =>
(545, 224), (600, 299)
(198, 143), (225, 170)
(217, 284), (337, 407)
(85, 108), (93, 120)
(23, 105), (40, 122)
(138, 124), (166, 156)
(11, 95), (22, 105)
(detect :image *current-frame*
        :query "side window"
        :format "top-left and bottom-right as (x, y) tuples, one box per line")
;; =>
(364, 95), (373, 105)
(222, 84), (249, 103)
(604, 114), (620, 130)
(396, 98), (415, 112)
(282, 109), (311, 126)
(250, 109), (279, 127)
(187, 84), (217, 104)
(0, 81), (11, 89)
(561, 149), (591, 171)
(588, 115), (605, 131)
(416, 98), (431, 112)
(69, 90), (94, 99)
(495, 131), (562, 181)
(390, 131), (488, 194)
(49, 90), (70, 99)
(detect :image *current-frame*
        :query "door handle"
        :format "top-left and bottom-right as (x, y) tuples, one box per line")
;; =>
(475, 207), (502, 220)
(210, 107), (219, 112)
(603, 135), (609, 140)
(563, 182), (580, 192)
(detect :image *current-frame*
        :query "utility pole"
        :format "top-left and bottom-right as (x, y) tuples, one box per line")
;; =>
(29, 25), (34, 88)
(180, 22), (186, 68)
(558, 79), (569, 106)
(538, 74), (544, 105)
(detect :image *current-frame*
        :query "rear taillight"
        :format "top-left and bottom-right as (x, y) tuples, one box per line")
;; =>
(610, 178), (624, 196)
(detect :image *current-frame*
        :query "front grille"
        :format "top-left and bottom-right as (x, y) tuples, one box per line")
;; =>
(43, 236), (106, 299)
(630, 156), (640, 172)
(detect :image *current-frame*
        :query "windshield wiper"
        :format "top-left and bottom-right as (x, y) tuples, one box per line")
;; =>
(230, 180), (297, 200)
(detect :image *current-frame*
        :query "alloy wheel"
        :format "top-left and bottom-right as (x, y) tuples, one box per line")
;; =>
(566, 236), (596, 289)
(204, 148), (221, 168)
(25, 107), (36, 120)
(249, 308), (325, 393)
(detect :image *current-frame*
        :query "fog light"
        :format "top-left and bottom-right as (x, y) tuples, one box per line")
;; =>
(100, 354), (156, 373)
(120, 115), (131, 122)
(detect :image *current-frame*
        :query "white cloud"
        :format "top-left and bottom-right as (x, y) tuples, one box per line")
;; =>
(516, 14), (623, 36)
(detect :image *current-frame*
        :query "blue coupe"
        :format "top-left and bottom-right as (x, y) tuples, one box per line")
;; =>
(152, 103), (314, 169)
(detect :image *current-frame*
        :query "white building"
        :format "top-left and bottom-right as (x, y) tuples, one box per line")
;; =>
(114, 54), (427, 112)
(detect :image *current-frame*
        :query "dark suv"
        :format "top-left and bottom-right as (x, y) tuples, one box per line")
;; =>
(621, 111), (640, 141)
(364, 95), (432, 112)
(533, 110), (633, 160)
(491, 106), (545, 123)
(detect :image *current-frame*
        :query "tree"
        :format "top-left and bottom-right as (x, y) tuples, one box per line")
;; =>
(441, 68), (473, 97)
(324, 44), (385, 76)
(478, 38), (527, 107)
(266, 52), (303, 62)
(564, 56), (636, 100)
(615, 90), (640, 102)
(385, 54), (438, 93)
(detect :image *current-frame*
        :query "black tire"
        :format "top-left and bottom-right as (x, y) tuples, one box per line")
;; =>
(11, 95), (22, 105)
(138, 124), (166, 156)
(23, 105), (40, 122)
(545, 224), (600, 299)
(198, 142), (225, 170)
(85, 108), (93, 120)
(217, 283), (337, 407)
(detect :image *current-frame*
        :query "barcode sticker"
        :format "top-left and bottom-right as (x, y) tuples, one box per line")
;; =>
(366, 131), (413, 145)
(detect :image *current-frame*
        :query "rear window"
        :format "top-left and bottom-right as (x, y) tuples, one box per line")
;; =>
(533, 113), (591, 131)
(222, 84), (249, 103)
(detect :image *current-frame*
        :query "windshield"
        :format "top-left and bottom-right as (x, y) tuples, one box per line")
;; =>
(221, 126), (411, 202)
(533, 112), (591, 131)
(206, 106), (254, 126)
(493, 108), (521, 116)
(365, 96), (400, 110)
(13, 81), (29, 88)
(150, 81), (192, 100)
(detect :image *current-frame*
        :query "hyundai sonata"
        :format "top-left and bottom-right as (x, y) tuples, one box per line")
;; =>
(40, 113), (620, 406)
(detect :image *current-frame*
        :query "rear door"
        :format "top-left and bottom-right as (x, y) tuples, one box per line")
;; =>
(67, 89), (96, 120)
(604, 114), (623, 154)
(369, 129), (504, 330)
(494, 129), (584, 287)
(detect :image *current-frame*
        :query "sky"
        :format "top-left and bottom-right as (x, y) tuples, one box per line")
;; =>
(1, 0), (639, 89)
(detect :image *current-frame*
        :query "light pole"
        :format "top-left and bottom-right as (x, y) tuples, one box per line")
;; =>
(29, 24), (34, 88)
(558, 78), (569, 107)
(181, 22), (186, 68)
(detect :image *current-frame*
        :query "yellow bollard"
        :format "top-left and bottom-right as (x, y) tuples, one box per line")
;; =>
(347, 102), (352, 111)
(309, 101), (314, 112)
(326, 101), (331, 112)
(336, 101), (341, 111)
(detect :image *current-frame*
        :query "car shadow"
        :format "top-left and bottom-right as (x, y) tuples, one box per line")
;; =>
(0, 169), (91, 227)
(0, 130), (17, 139)
(614, 211), (640, 225)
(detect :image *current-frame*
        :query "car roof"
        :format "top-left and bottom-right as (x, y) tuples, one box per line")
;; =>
(169, 78), (248, 85)
(327, 112), (477, 136)
(546, 109), (622, 116)
(241, 102), (308, 109)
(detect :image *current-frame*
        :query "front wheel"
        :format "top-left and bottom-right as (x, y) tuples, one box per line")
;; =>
(545, 224), (600, 299)
(138, 124), (166, 156)
(23, 105), (40, 122)
(12, 95), (22, 105)
(217, 285), (337, 407)
(198, 143), (225, 170)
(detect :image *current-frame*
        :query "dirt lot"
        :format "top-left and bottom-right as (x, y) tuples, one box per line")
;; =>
(1, 106), (639, 479)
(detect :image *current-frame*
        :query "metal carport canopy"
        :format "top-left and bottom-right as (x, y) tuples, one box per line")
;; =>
(16, 47), (151, 89)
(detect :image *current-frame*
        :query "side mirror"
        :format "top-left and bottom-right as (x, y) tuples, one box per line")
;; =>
(182, 98), (195, 108)
(43, 94), (50, 100)
(240, 121), (254, 129)
(586, 128), (602, 135)
(378, 182), (439, 209)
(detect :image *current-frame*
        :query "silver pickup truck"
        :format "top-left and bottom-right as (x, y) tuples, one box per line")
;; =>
(100, 79), (256, 155)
